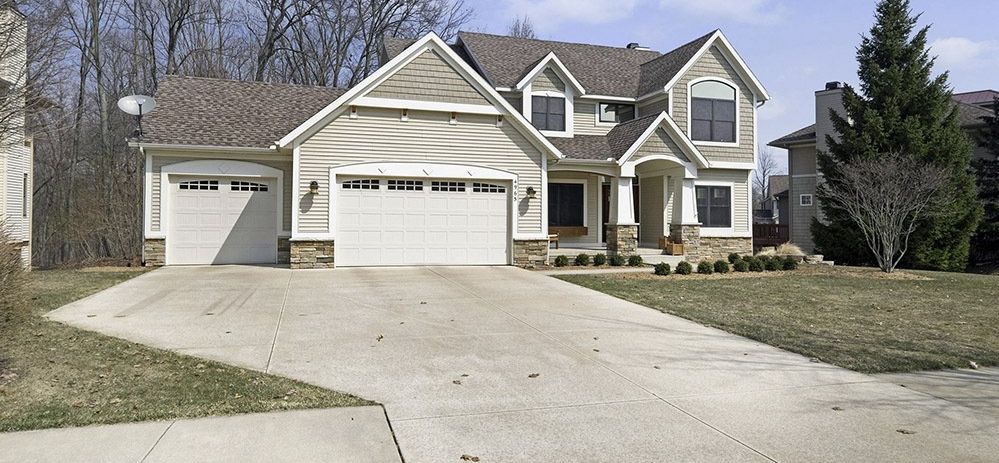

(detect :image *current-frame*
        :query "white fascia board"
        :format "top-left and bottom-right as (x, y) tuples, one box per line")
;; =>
(578, 94), (636, 103)
(277, 32), (563, 161)
(352, 96), (501, 115)
(133, 142), (282, 154)
(707, 161), (756, 170)
(617, 111), (710, 169)
(513, 52), (586, 96)
(663, 30), (770, 102)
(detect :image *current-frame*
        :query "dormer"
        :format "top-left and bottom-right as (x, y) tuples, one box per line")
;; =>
(515, 53), (585, 138)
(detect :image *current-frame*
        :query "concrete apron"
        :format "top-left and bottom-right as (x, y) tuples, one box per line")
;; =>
(45, 265), (999, 463)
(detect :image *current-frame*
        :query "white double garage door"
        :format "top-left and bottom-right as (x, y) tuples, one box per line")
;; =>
(166, 174), (511, 266)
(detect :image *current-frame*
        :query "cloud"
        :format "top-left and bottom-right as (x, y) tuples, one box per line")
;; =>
(658, 0), (785, 25)
(502, 0), (640, 31)
(929, 37), (999, 71)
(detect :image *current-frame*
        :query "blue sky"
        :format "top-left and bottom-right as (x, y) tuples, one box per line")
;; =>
(461, 0), (999, 170)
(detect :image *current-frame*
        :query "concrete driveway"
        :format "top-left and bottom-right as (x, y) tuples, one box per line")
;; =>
(49, 266), (999, 462)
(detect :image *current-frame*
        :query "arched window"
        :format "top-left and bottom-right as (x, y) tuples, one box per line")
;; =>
(690, 80), (736, 143)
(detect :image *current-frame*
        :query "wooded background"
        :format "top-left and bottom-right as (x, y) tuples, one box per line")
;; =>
(12, 0), (471, 267)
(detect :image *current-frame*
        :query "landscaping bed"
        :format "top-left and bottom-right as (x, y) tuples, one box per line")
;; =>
(0, 268), (370, 432)
(557, 265), (999, 374)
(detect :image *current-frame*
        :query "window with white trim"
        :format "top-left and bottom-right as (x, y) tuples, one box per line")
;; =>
(387, 179), (423, 191)
(531, 95), (565, 131)
(799, 194), (813, 206)
(598, 103), (636, 123)
(431, 181), (466, 192)
(342, 179), (379, 190)
(472, 182), (506, 193)
(691, 80), (736, 143)
(179, 180), (219, 191)
(695, 185), (732, 228)
(548, 183), (584, 227)
(22, 173), (28, 217)
(230, 181), (268, 192)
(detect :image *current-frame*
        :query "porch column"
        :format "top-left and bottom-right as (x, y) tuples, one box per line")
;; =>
(607, 176), (638, 256)
(669, 178), (702, 261)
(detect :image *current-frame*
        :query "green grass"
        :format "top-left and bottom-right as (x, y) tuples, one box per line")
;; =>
(0, 268), (371, 432)
(558, 265), (999, 374)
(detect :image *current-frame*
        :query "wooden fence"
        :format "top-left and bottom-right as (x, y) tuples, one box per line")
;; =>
(753, 224), (789, 249)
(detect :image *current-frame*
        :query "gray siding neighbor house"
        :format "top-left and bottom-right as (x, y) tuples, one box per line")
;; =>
(769, 82), (994, 253)
(137, 30), (770, 268)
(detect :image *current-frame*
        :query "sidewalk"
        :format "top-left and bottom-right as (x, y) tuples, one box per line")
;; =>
(0, 406), (401, 463)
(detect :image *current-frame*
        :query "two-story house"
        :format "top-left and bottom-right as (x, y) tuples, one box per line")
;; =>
(0, 2), (31, 268)
(137, 30), (768, 268)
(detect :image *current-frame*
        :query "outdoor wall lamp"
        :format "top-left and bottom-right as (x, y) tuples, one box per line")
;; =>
(309, 181), (320, 195)
(526, 186), (536, 198)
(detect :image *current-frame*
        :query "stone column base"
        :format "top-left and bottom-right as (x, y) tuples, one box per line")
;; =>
(698, 237), (752, 261)
(606, 225), (638, 256)
(278, 237), (291, 264)
(513, 239), (549, 268)
(143, 238), (166, 267)
(290, 240), (335, 269)
(669, 224), (701, 261)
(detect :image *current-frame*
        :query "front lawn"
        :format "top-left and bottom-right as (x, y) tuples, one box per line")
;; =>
(0, 268), (370, 432)
(558, 265), (999, 374)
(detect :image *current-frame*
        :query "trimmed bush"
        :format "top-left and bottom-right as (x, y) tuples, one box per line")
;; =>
(728, 253), (742, 264)
(554, 255), (569, 267)
(697, 260), (714, 274)
(733, 259), (749, 272)
(748, 256), (765, 272)
(609, 254), (626, 266)
(627, 255), (643, 267)
(574, 253), (591, 266)
(782, 256), (799, 270)
(593, 254), (607, 266)
(654, 262), (671, 276)
(765, 256), (782, 271)
(714, 259), (730, 274)
(675, 261), (693, 275)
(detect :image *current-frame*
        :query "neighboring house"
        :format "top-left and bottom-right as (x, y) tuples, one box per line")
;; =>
(755, 174), (788, 225)
(769, 82), (994, 253)
(0, 3), (31, 268)
(138, 29), (769, 268)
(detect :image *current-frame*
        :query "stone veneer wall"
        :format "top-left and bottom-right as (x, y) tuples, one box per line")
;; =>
(290, 240), (335, 269)
(698, 237), (752, 261)
(143, 238), (166, 267)
(669, 224), (701, 261)
(606, 225), (638, 256)
(278, 237), (290, 264)
(513, 239), (549, 268)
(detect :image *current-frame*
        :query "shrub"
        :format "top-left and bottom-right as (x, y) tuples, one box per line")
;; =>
(675, 261), (693, 275)
(714, 259), (730, 274)
(574, 253), (591, 266)
(627, 255), (643, 267)
(733, 259), (749, 272)
(756, 243), (806, 257)
(593, 254), (607, 266)
(0, 224), (26, 314)
(609, 254), (626, 266)
(728, 253), (742, 264)
(554, 255), (569, 267)
(782, 256), (799, 270)
(654, 262), (671, 276)
(765, 256), (782, 271)
(748, 257), (765, 272)
(697, 260), (714, 274)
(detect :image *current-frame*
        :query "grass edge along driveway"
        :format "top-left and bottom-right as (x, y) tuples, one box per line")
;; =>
(0, 268), (371, 433)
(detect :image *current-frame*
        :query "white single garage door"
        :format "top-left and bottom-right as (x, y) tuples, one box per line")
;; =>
(335, 177), (510, 266)
(167, 176), (278, 265)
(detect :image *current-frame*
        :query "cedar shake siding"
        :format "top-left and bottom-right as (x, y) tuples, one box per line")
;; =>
(367, 49), (490, 105)
(531, 68), (566, 92)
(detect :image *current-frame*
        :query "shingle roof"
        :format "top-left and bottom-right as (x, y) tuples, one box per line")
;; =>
(768, 124), (816, 148)
(637, 31), (715, 96)
(456, 31), (666, 97)
(606, 113), (661, 157)
(382, 37), (416, 61)
(143, 75), (345, 148)
(952, 90), (999, 107)
(549, 135), (613, 161)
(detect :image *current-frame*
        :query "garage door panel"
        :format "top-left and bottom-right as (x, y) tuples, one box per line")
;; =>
(337, 176), (509, 266)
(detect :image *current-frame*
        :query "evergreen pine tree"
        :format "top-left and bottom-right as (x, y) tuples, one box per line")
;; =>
(971, 98), (999, 265)
(813, 0), (980, 271)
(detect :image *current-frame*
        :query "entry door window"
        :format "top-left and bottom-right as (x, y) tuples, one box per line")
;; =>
(548, 183), (584, 226)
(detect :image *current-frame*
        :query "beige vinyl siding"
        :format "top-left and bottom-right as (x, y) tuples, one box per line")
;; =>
(696, 169), (751, 234)
(531, 68), (565, 92)
(149, 154), (293, 232)
(368, 49), (489, 105)
(639, 175), (665, 245)
(790, 175), (818, 252)
(632, 128), (690, 164)
(1, 7), (29, 260)
(298, 107), (544, 235)
(638, 96), (669, 117)
(672, 46), (755, 164)
(548, 172), (600, 244)
(500, 92), (522, 112)
(789, 145), (817, 175)
(573, 99), (617, 136)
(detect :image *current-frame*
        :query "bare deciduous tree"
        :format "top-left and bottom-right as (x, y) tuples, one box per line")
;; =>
(818, 154), (949, 273)
(507, 15), (534, 39)
(753, 144), (781, 210)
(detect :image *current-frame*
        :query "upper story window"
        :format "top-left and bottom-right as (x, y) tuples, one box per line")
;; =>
(598, 103), (636, 123)
(691, 80), (736, 143)
(531, 95), (565, 131)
